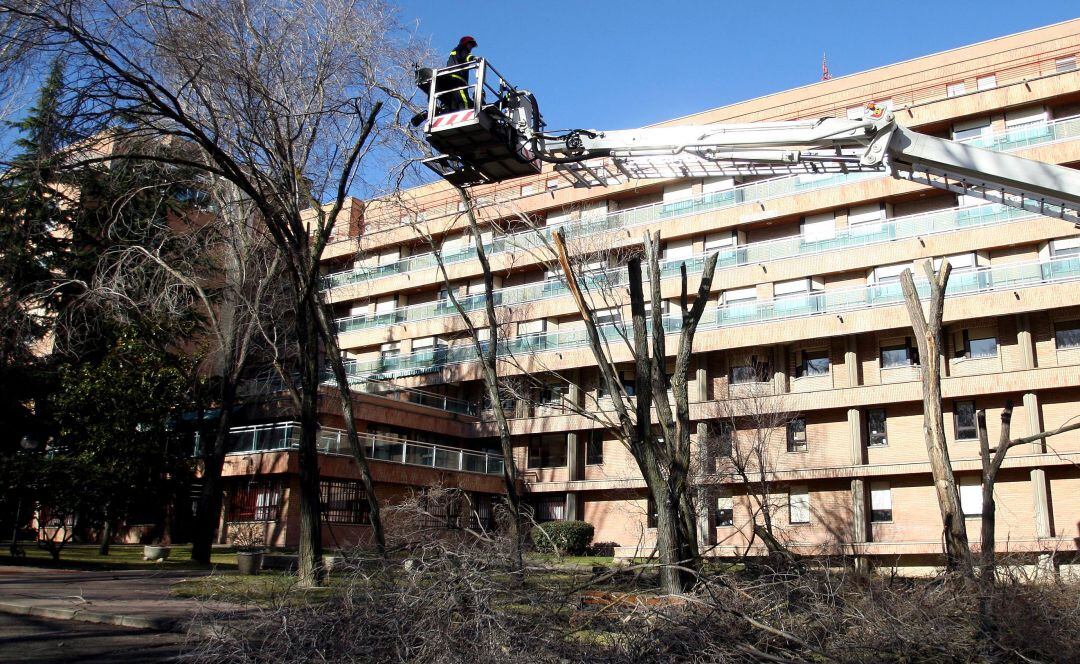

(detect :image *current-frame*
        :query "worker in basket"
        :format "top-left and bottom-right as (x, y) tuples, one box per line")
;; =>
(439, 35), (478, 112)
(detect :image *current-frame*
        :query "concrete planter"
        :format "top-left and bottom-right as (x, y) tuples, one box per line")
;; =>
(236, 551), (264, 575)
(143, 545), (171, 561)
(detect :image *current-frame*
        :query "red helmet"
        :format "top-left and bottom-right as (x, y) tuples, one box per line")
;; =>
(458, 35), (477, 48)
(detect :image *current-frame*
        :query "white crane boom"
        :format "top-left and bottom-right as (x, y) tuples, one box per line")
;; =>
(417, 59), (1080, 223)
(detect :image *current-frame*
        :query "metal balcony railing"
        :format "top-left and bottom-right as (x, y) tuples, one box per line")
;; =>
(225, 421), (504, 476)
(333, 202), (1044, 335)
(342, 254), (1080, 381)
(320, 114), (1080, 293)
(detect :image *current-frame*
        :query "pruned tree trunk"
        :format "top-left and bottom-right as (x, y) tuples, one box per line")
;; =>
(978, 402), (1080, 582)
(295, 299), (325, 588)
(900, 259), (974, 575)
(553, 228), (717, 594)
(314, 304), (387, 556)
(425, 187), (524, 577)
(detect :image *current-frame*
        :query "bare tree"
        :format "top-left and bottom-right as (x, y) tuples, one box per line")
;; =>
(405, 187), (530, 576)
(95, 173), (287, 564)
(976, 404), (1080, 578)
(700, 383), (799, 564)
(5, 0), (420, 585)
(553, 227), (718, 594)
(900, 259), (974, 575)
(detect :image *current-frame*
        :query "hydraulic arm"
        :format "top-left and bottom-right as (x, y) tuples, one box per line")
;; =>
(418, 60), (1080, 223)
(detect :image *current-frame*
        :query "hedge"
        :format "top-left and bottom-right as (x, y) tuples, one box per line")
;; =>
(531, 520), (594, 555)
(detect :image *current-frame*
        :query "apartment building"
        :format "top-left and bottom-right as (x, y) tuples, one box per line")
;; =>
(240, 21), (1080, 568)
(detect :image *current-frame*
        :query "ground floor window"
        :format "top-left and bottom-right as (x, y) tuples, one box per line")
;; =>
(532, 494), (566, 523)
(870, 481), (892, 523)
(715, 489), (734, 527)
(228, 478), (284, 522)
(320, 479), (370, 524)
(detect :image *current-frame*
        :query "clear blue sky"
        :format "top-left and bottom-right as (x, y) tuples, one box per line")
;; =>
(397, 1), (1078, 131)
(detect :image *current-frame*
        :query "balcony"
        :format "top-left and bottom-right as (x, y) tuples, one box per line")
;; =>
(333, 202), (1044, 336)
(320, 114), (1080, 294)
(342, 254), (1080, 381)
(225, 421), (504, 476)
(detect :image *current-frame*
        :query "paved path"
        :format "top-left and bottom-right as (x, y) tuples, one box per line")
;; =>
(0, 566), (248, 633)
(0, 612), (185, 663)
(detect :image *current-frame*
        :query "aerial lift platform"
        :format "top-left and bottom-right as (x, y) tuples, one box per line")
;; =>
(416, 59), (542, 186)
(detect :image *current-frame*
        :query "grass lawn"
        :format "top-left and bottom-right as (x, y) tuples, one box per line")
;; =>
(0, 543), (237, 571)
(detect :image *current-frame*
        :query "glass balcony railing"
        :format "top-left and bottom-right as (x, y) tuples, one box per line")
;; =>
(226, 421), (504, 476)
(320, 115), (1080, 294)
(342, 255), (1080, 381)
(333, 202), (1038, 336)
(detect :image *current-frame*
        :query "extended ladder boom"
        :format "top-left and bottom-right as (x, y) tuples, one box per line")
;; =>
(417, 59), (1080, 222)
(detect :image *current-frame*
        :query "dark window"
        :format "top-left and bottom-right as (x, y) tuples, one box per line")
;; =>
(715, 492), (734, 527)
(796, 349), (830, 378)
(730, 359), (770, 384)
(538, 384), (566, 406)
(954, 329), (998, 359)
(532, 494), (566, 523)
(881, 338), (919, 368)
(954, 401), (978, 440)
(705, 420), (734, 473)
(586, 430), (604, 465)
(968, 337), (997, 358)
(228, 479), (283, 522)
(867, 408), (888, 447)
(787, 417), (808, 452)
(1055, 321), (1080, 349)
(320, 479), (369, 524)
(528, 434), (567, 468)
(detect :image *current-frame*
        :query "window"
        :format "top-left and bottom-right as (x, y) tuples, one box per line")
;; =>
(881, 338), (919, 368)
(538, 383), (566, 406)
(788, 485), (810, 524)
(954, 401), (978, 441)
(715, 489), (734, 527)
(959, 477), (982, 518)
(848, 203), (885, 226)
(528, 434), (567, 468)
(379, 342), (401, 365)
(946, 82), (966, 97)
(870, 481), (892, 523)
(1055, 321), (1080, 349)
(952, 118), (991, 142)
(872, 262), (910, 284)
(968, 337), (997, 359)
(598, 371), (636, 399)
(1050, 237), (1080, 258)
(1056, 55), (1077, 73)
(595, 307), (623, 327)
(586, 430), (604, 465)
(787, 417), (807, 452)
(532, 494), (566, 522)
(802, 212), (836, 242)
(320, 480), (370, 524)
(716, 420), (734, 457)
(796, 349), (830, 378)
(952, 330), (997, 359)
(976, 74), (997, 90)
(867, 408), (888, 447)
(228, 479), (283, 522)
(730, 358), (770, 384)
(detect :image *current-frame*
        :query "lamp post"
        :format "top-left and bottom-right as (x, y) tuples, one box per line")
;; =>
(9, 435), (41, 558)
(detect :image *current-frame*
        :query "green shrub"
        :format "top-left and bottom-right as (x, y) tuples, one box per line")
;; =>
(531, 520), (594, 555)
